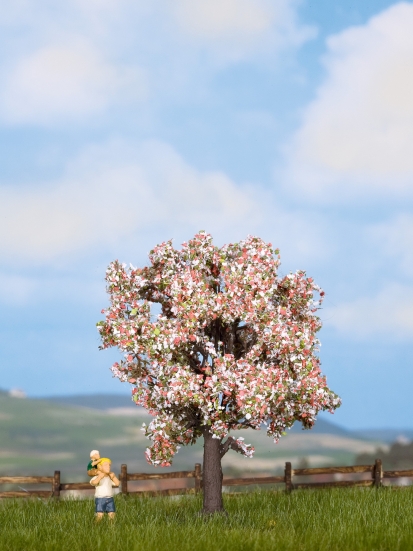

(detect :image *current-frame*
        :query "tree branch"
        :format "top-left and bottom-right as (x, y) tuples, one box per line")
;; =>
(237, 421), (255, 430)
(185, 418), (200, 430)
(219, 436), (246, 458)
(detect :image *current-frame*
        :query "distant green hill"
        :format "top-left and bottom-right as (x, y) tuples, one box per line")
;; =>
(37, 393), (351, 436)
(0, 394), (383, 481)
(353, 428), (413, 443)
(35, 393), (135, 410)
(38, 390), (413, 443)
(0, 394), (157, 480)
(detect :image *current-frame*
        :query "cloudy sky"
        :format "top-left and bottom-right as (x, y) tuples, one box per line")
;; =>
(1, 0), (412, 429)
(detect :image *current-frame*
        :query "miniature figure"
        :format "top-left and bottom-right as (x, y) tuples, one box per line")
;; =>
(89, 457), (120, 521)
(87, 449), (100, 477)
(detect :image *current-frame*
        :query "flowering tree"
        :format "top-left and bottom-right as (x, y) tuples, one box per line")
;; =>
(97, 232), (341, 514)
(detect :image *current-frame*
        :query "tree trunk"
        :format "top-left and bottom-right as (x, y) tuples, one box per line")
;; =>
(202, 427), (224, 514)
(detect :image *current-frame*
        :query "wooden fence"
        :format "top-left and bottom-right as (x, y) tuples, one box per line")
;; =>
(2, 460), (413, 498)
(0, 465), (202, 499)
(118, 463), (202, 497)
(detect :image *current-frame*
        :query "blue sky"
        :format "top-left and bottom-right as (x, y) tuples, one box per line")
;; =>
(1, 0), (412, 429)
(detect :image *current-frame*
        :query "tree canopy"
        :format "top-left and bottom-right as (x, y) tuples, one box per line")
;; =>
(98, 231), (340, 468)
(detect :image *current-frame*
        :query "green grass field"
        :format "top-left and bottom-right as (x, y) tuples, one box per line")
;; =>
(1, 488), (413, 551)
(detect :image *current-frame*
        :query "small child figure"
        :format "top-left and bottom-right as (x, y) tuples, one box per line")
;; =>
(87, 450), (100, 477)
(89, 457), (120, 521)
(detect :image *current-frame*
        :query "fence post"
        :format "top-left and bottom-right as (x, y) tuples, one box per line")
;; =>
(53, 470), (61, 499)
(285, 462), (292, 493)
(120, 464), (128, 495)
(194, 463), (202, 494)
(374, 459), (382, 488)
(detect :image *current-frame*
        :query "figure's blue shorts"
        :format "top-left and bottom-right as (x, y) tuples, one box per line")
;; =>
(95, 497), (116, 513)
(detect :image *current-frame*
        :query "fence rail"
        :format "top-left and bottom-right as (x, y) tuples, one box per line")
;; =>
(384, 470), (413, 478)
(1, 459), (413, 498)
(223, 476), (285, 487)
(119, 464), (202, 496)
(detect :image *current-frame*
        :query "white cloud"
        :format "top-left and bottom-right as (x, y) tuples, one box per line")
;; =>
(0, 41), (147, 125)
(169, 0), (313, 63)
(174, 0), (271, 37)
(0, 140), (328, 267)
(324, 283), (413, 340)
(0, 141), (258, 261)
(285, 2), (413, 201)
(0, 0), (312, 125)
(368, 214), (413, 277)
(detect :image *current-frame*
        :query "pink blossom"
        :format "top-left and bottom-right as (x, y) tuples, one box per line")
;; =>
(98, 232), (340, 466)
